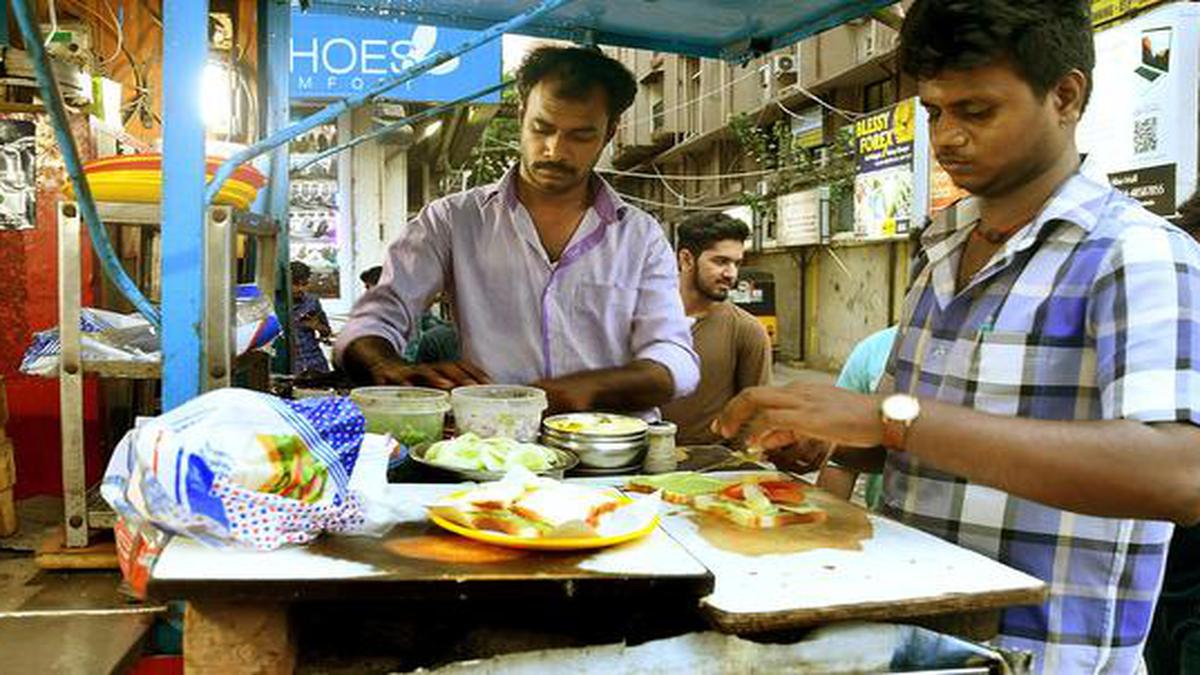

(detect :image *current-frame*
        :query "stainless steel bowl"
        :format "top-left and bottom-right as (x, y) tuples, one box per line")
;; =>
(540, 431), (647, 469)
(408, 441), (578, 482)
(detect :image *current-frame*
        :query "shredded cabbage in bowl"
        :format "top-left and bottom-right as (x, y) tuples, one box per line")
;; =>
(424, 433), (560, 472)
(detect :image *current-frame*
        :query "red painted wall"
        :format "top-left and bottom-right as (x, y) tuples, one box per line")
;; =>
(0, 114), (103, 499)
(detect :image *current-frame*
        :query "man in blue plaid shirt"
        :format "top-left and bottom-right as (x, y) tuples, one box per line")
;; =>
(715, 2), (1200, 672)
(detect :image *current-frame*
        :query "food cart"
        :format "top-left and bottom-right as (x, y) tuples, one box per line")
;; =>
(12, 1), (1048, 671)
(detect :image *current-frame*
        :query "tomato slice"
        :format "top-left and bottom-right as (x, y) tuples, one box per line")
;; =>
(720, 480), (805, 505)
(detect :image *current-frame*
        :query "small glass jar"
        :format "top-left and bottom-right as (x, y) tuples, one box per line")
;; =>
(643, 421), (678, 474)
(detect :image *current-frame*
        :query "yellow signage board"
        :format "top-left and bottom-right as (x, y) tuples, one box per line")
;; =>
(1092, 0), (1169, 28)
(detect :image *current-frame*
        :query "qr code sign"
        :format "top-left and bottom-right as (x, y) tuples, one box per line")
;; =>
(1134, 117), (1158, 155)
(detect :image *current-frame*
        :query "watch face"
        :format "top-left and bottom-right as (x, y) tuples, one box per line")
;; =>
(883, 394), (920, 422)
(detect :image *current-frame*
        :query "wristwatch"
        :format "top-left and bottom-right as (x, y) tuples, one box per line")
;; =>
(880, 394), (921, 451)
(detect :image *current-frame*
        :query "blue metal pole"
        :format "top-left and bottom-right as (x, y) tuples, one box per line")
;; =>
(160, 0), (209, 409)
(204, 0), (575, 205)
(10, 0), (161, 326)
(261, 0), (293, 375)
(294, 80), (512, 172)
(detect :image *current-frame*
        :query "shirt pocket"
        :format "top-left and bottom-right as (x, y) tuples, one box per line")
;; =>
(970, 329), (1083, 418)
(572, 281), (639, 343)
(571, 278), (638, 319)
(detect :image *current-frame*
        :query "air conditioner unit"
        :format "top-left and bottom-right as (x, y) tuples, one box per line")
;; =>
(857, 22), (881, 60)
(773, 54), (797, 78)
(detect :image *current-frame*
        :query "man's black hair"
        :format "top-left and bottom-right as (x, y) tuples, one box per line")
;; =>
(899, 1), (1095, 110)
(290, 260), (311, 283)
(515, 46), (637, 129)
(360, 265), (382, 286)
(676, 213), (751, 257)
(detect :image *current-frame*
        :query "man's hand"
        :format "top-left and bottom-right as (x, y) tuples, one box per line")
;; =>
(712, 382), (885, 449)
(530, 376), (597, 414)
(530, 360), (675, 414)
(341, 336), (488, 389)
(764, 438), (836, 475)
(367, 359), (490, 389)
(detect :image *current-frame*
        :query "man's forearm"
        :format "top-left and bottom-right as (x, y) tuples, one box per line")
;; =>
(906, 402), (1200, 524)
(340, 336), (403, 384)
(536, 360), (676, 412)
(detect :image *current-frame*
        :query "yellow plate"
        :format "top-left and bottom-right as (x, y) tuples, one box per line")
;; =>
(66, 174), (258, 209)
(427, 493), (659, 551)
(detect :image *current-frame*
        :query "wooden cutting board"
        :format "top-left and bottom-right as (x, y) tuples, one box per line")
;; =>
(150, 484), (713, 604)
(651, 473), (1047, 634)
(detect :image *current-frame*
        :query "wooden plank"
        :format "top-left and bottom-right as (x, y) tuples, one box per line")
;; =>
(0, 428), (15, 535)
(185, 602), (295, 675)
(0, 613), (153, 675)
(650, 475), (1046, 634)
(36, 527), (119, 570)
(82, 359), (162, 379)
(150, 483), (712, 604)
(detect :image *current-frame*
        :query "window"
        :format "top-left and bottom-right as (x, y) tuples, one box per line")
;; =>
(863, 77), (897, 113)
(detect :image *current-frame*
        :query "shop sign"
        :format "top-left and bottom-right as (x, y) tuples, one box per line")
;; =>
(1109, 164), (1176, 216)
(1078, 2), (1199, 216)
(789, 107), (824, 149)
(853, 99), (917, 238)
(853, 98), (916, 175)
(1092, 0), (1169, 28)
(289, 10), (502, 102)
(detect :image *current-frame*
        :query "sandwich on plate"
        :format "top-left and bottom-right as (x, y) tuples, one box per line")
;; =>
(427, 469), (626, 538)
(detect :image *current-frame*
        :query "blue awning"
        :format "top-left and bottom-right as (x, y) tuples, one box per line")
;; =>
(303, 0), (898, 61)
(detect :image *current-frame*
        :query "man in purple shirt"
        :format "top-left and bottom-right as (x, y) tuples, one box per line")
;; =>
(335, 47), (699, 413)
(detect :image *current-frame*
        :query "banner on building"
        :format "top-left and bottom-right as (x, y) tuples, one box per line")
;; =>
(853, 98), (917, 238)
(776, 188), (825, 246)
(1092, 0), (1170, 28)
(789, 107), (825, 149)
(929, 160), (969, 214)
(1078, 2), (1200, 216)
(290, 10), (502, 102)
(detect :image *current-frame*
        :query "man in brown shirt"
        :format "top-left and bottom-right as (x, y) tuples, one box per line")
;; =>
(662, 213), (771, 444)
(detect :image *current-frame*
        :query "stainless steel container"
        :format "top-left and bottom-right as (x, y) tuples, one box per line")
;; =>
(540, 413), (649, 469)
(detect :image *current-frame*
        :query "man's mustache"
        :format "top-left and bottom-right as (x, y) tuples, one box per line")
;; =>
(532, 161), (574, 174)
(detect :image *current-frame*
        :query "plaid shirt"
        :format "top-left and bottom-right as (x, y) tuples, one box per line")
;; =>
(880, 173), (1200, 674)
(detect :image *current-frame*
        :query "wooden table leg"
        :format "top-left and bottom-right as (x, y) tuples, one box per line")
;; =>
(184, 601), (295, 674)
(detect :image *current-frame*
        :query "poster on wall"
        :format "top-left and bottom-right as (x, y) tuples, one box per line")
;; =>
(1078, 2), (1200, 217)
(776, 188), (823, 246)
(289, 120), (343, 298)
(0, 119), (36, 231)
(852, 98), (917, 238)
(929, 159), (970, 214)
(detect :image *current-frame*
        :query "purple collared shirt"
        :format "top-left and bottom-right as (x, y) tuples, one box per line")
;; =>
(334, 166), (700, 399)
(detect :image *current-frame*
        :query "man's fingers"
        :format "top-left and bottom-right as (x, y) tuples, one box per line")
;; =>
(409, 365), (456, 389)
(456, 360), (492, 384)
(714, 386), (819, 439)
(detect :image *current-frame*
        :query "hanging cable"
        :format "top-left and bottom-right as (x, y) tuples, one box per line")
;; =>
(43, 0), (58, 47)
(598, 166), (774, 181)
(615, 67), (760, 133)
(777, 94), (864, 123)
(99, 0), (124, 66)
(617, 191), (742, 212)
(651, 164), (704, 203)
(11, 0), (159, 325)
